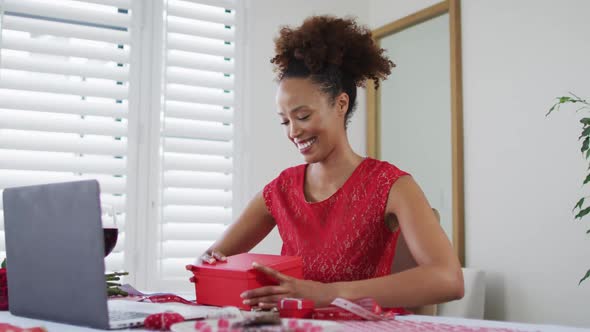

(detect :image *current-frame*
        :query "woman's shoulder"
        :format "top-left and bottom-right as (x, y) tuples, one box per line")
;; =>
(265, 163), (306, 188)
(362, 157), (410, 179)
(262, 164), (306, 211)
(277, 163), (306, 180)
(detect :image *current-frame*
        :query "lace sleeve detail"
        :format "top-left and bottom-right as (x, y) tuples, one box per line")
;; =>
(374, 163), (411, 221)
(262, 178), (278, 218)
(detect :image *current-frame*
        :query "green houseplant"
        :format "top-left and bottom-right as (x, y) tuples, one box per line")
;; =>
(547, 92), (590, 284)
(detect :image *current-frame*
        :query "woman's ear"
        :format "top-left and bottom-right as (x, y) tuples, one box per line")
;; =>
(336, 92), (349, 117)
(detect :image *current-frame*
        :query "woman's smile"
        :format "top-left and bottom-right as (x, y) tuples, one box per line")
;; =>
(295, 137), (317, 153)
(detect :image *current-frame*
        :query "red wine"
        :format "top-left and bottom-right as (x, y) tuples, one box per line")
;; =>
(103, 228), (118, 257)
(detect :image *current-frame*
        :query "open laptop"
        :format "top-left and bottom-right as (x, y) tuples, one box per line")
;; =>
(2, 180), (231, 329)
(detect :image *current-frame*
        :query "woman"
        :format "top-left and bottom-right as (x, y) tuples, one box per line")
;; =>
(199, 16), (464, 310)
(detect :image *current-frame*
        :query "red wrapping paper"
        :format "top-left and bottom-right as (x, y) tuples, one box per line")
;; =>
(0, 268), (8, 311)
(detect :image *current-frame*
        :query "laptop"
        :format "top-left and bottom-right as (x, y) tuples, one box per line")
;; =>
(2, 180), (231, 329)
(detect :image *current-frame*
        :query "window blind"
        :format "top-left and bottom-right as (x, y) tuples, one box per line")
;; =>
(0, 0), (135, 273)
(157, 0), (237, 289)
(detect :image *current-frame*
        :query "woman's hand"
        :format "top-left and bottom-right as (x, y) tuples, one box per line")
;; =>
(240, 262), (337, 309)
(197, 249), (227, 265)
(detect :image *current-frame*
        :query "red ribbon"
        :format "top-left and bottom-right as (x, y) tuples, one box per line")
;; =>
(313, 298), (411, 321)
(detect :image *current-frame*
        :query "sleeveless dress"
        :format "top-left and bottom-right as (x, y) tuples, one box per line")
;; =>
(262, 157), (409, 283)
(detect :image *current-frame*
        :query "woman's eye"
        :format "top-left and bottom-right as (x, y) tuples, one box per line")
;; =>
(298, 115), (310, 121)
(280, 120), (289, 126)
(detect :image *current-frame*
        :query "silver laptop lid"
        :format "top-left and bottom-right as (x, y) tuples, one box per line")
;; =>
(3, 180), (110, 329)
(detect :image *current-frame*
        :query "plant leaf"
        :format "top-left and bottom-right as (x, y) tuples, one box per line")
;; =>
(574, 198), (585, 212)
(582, 137), (590, 153)
(581, 126), (590, 139)
(547, 102), (559, 116)
(584, 174), (590, 185)
(580, 118), (590, 126)
(1, 258), (5, 269)
(579, 268), (590, 285)
(587, 229), (590, 234)
(559, 96), (573, 103)
(574, 206), (590, 220)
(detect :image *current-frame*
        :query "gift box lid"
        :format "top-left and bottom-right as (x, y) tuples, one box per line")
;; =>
(188, 253), (302, 279)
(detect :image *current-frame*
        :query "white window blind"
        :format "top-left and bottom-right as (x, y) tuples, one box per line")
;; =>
(156, 0), (237, 290)
(0, 0), (242, 292)
(0, 0), (135, 273)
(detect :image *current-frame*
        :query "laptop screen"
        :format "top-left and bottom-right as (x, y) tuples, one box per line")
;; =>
(3, 180), (110, 329)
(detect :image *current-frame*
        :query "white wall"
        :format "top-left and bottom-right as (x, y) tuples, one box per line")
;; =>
(369, 0), (441, 29)
(461, 0), (590, 326)
(240, 0), (368, 254)
(368, 0), (590, 327)
(242, 0), (590, 327)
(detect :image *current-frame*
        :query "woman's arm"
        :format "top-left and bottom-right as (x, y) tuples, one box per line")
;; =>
(199, 192), (276, 263)
(242, 176), (464, 308)
(333, 175), (464, 307)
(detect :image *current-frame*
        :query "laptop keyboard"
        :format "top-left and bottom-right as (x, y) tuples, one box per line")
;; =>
(109, 310), (150, 322)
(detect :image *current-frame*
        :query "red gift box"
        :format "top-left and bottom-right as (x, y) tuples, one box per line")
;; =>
(0, 268), (8, 311)
(186, 253), (302, 310)
(278, 298), (314, 319)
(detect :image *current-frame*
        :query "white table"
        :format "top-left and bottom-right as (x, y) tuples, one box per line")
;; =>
(1, 309), (589, 332)
(395, 315), (589, 332)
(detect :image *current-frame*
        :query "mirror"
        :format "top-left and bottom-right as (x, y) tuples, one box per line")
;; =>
(366, 0), (464, 265)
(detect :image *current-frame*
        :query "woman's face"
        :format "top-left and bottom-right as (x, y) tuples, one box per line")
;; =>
(276, 77), (349, 163)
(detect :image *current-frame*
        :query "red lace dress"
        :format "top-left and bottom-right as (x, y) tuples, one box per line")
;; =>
(263, 158), (409, 283)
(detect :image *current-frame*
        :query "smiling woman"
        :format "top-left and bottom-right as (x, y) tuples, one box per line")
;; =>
(198, 15), (463, 311)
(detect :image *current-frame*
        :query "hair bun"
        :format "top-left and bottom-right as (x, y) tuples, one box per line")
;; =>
(271, 15), (394, 88)
(293, 48), (305, 60)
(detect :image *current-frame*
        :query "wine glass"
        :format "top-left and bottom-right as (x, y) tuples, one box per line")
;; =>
(101, 204), (119, 257)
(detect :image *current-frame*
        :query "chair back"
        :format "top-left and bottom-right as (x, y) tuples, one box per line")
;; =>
(389, 208), (441, 315)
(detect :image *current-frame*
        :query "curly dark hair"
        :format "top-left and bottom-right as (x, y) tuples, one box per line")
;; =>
(271, 15), (395, 128)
